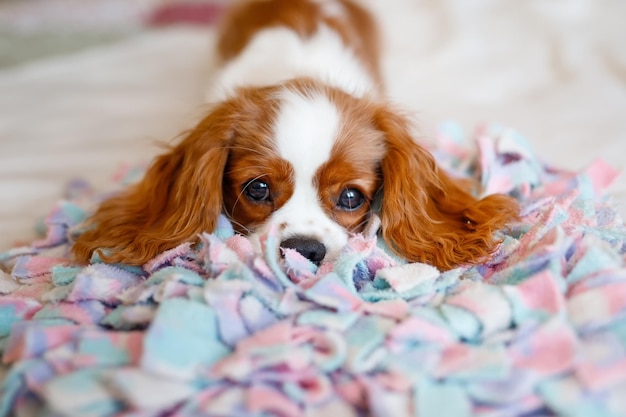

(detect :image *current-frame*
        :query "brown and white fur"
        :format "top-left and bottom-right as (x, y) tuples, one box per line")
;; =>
(73, 0), (519, 270)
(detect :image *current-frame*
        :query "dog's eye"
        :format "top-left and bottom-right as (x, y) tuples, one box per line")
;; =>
(244, 179), (271, 202)
(337, 188), (365, 211)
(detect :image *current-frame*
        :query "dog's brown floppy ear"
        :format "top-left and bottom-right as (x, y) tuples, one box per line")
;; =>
(374, 108), (519, 270)
(72, 102), (237, 266)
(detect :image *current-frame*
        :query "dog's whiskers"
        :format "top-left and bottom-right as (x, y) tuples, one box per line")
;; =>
(227, 173), (270, 224)
(221, 209), (252, 234)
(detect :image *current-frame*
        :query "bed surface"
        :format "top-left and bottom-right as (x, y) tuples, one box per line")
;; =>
(1, 0), (625, 251)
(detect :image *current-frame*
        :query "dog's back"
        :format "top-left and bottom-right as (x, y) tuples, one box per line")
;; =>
(207, 0), (382, 101)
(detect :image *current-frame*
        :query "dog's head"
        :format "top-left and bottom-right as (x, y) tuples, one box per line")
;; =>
(72, 78), (518, 269)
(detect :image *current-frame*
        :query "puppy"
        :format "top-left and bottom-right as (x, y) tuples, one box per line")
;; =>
(72, 0), (518, 270)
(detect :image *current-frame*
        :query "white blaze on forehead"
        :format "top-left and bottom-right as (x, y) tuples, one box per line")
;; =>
(274, 89), (341, 176)
(266, 87), (349, 258)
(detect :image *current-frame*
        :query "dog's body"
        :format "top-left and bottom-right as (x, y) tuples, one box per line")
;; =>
(208, 0), (382, 102)
(73, 0), (518, 269)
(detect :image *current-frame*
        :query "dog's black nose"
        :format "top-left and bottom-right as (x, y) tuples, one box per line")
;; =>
(280, 237), (327, 266)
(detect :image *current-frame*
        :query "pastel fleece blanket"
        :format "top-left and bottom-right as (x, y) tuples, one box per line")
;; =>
(1, 123), (625, 417)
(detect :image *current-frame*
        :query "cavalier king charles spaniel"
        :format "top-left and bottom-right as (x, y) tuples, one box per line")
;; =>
(73, 0), (519, 270)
